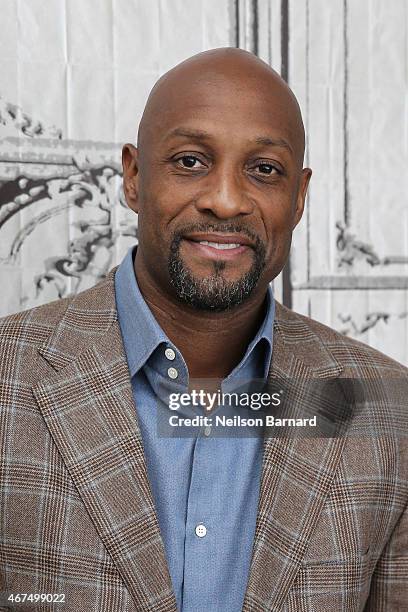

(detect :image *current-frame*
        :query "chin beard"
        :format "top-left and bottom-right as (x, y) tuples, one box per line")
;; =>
(167, 226), (266, 312)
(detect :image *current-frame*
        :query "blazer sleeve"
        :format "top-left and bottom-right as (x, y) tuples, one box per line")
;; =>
(364, 499), (408, 611)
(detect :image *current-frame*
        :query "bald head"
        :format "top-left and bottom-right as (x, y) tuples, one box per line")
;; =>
(137, 47), (306, 168)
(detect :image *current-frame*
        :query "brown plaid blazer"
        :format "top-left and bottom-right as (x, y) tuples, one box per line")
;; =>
(0, 268), (407, 611)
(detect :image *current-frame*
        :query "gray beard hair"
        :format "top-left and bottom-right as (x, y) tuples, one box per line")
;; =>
(168, 228), (266, 312)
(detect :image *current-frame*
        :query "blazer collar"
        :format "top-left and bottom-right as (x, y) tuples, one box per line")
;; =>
(36, 270), (345, 612)
(271, 301), (343, 379)
(38, 269), (119, 371)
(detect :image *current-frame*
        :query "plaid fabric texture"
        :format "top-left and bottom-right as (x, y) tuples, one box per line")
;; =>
(0, 269), (407, 611)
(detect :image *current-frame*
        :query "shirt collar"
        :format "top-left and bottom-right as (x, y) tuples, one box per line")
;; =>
(115, 246), (274, 379)
(226, 285), (275, 381)
(115, 247), (168, 376)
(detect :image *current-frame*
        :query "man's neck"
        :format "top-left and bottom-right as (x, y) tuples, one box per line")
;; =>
(134, 263), (268, 380)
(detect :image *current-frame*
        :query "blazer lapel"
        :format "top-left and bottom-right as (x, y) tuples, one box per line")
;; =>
(243, 303), (346, 611)
(33, 272), (177, 612)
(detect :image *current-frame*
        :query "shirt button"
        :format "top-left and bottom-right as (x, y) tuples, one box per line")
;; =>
(167, 367), (178, 380)
(203, 426), (211, 437)
(165, 347), (176, 361)
(195, 524), (207, 538)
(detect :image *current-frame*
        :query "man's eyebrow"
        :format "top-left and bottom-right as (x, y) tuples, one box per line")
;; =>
(164, 128), (211, 141)
(254, 136), (293, 154)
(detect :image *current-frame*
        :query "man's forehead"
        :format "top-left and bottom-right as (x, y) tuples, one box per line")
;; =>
(153, 71), (293, 118)
(153, 81), (295, 134)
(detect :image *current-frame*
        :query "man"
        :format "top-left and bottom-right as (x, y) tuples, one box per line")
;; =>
(0, 48), (407, 611)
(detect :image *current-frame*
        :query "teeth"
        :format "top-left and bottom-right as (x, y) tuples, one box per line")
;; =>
(199, 241), (241, 250)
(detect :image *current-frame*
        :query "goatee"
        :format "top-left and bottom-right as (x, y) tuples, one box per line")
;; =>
(168, 224), (266, 312)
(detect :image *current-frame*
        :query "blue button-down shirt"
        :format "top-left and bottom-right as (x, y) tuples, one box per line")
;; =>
(115, 247), (275, 612)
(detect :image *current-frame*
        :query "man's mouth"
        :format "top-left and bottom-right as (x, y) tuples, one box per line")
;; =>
(181, 233), (254, 261)
(196, 240), (242, 250)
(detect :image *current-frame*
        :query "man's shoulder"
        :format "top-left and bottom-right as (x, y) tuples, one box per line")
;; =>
(275, 301), (407, 375)
(0, 294), (73, 347)
(0, 268), (118, 350)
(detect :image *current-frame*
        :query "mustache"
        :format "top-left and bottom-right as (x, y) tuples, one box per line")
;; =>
(172, 222), (262, 247)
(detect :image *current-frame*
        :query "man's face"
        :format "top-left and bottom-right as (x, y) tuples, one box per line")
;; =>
(123, 74), (311, 311)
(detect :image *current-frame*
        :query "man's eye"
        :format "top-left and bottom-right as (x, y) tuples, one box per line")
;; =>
(176, 155), (204, 169)
(255, 163), (278, 175)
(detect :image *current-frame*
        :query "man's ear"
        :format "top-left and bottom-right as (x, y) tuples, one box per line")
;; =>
(122, 144), (140, 213)
(292, 167), (312, 229)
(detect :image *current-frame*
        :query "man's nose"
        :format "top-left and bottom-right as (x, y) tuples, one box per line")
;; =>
(194, 165), (254, 219)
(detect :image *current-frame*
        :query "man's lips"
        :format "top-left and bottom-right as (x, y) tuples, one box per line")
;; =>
(181, 233), (254, 261)
(183, 232), (255, 247)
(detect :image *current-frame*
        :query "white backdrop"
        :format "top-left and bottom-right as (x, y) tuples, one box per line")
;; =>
(0, 0), (407, 364)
